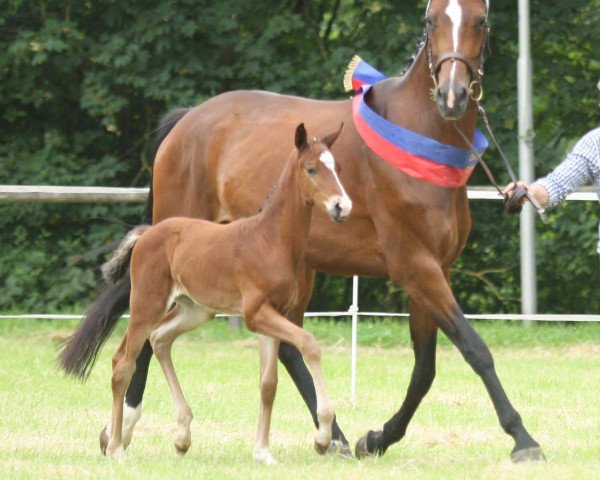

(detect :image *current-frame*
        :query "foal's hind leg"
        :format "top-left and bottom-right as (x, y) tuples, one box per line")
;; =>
(253, 335), (280, 465)
(106, 325), (151, 458)
(250, 303), (334, 455)
(100, 341), (151, 455)
(150, 303), (213, 455)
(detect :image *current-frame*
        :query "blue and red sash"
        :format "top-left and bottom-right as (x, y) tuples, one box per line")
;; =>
(344, 56), (488, 188)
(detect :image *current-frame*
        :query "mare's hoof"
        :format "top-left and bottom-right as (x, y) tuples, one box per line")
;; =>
(99, 425), (109, 456)
(511, 446), (546, 463)
(327, 439), (354, 459)
(355, 430), (384, 459)
(354, 434), (375, 459)
(175, 442), (190, 456)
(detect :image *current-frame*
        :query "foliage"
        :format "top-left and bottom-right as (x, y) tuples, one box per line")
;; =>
(0, 0), (599, 313)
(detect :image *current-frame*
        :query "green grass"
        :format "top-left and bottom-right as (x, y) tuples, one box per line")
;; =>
(1, 318), (599, 479)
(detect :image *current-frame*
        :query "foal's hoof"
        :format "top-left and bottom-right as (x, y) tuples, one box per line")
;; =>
(253, 447), (277, 465)
(354, 430), (384, 459)
(314, 439), (330, 456)
(327, 439), (354, 459)
(175, 442), (190, 456)
(99, 425), (109, 456)
(511, 446), (546, 463)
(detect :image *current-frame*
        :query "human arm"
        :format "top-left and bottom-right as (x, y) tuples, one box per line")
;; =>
(534, 127), (600, 207)
(503, 127), (600, 211)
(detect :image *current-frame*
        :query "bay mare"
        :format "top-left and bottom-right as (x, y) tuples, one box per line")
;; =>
(98, 124), (350, 463)
(59, 0), (544, 462)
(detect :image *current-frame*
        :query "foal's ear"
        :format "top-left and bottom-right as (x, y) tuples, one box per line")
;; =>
(322, 122), (344, 148)
(295, 123), (309, 152)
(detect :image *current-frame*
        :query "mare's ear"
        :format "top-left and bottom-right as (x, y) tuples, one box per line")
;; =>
(295, 123), (308, 152)
(322, 122), (344, 148)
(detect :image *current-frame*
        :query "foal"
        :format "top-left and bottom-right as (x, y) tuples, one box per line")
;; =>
(100, 123), (351, 463)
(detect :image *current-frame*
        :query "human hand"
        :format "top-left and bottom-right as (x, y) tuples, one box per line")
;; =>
(502, 181), (549, 215)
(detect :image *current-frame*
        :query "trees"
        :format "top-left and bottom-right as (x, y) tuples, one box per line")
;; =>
(1, 1), (598, 313)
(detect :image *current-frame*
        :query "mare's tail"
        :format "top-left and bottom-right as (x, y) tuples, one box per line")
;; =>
(57, 107), (192, 380)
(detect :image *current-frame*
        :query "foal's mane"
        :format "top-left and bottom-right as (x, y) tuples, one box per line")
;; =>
(256, 146), (299, 214)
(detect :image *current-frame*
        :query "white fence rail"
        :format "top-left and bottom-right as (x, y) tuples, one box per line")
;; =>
(1, 184), (598, 203)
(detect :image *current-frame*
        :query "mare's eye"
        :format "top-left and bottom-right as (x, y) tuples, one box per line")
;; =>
(425, 16), (435, 28)
(476, 16), (488, 30)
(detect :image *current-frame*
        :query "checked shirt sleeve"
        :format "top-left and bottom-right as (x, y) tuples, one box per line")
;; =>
(533, 127), (600, 207)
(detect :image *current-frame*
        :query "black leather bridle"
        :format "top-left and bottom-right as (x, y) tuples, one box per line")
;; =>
(425, 0), (490, 101)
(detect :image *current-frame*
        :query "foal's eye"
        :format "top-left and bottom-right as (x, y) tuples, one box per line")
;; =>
(425, 16), (435, 28)
(306, 166), (317, 176)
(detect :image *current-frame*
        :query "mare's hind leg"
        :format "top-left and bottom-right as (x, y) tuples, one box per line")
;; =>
(278, 268), (351, 455)
(253, 335), (280, 465)
(149, 303), (213, 455)
(250, 303), (335, 455)
(355, 300), (437, 457)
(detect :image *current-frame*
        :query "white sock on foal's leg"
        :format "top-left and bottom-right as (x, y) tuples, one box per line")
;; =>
(122, 403), (142, 449)
(102, 402), (142, 452)
(253, 446), (277, 465)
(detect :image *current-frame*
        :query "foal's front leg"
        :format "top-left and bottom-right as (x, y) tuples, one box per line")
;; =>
(278, 268), (350, 455)
(250, 304), (335, 455)
(253, 335), (280, 465)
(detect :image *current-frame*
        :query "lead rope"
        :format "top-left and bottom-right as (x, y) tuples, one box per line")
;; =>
(452, 103), (548, 223)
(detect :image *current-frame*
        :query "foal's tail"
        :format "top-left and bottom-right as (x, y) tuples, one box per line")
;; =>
(57, 107), (192, 380)
(58, 225), (149, 380)
(101, 226), (151, 285)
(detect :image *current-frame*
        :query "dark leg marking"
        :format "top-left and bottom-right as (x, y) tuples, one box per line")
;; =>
(279, 341), (351, 455)
(356, 311), (437, 458)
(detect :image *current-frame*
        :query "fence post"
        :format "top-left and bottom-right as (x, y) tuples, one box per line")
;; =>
(350, 275), (359, 404)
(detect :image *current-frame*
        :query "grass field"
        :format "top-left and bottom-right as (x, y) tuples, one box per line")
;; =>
(1, 317), (599, 479)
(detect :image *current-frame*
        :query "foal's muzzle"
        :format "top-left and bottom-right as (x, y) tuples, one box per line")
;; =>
(329, 196), (352, 223)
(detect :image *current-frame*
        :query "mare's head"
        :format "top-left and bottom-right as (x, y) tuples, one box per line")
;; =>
(294, 123), (352, 223)
(425, 0), (489, 119)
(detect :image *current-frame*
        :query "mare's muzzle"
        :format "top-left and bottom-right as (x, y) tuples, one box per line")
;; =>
(431, 52), (479, 120)
(436, 78), (469, 119)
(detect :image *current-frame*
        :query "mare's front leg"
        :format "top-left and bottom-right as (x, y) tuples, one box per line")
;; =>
(356, 258), (544, 462)
(249, 303), (335, 455)
(355, 300), (437, 457)
(277, 268), (351, 456)
(253, 335), (280, 465)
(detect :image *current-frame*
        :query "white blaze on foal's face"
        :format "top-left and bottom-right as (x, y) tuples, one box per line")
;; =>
(319, 150), (352, 218)
(445, 0), (463, 110)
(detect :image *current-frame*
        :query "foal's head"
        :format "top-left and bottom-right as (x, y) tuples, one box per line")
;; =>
(294, 123), (352, 223)
(425, 0), (489, 119)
